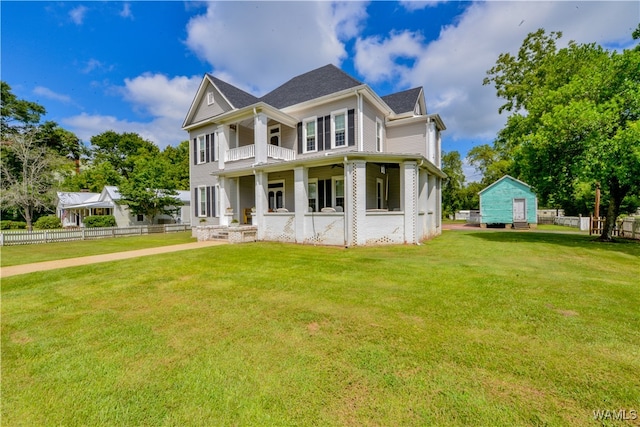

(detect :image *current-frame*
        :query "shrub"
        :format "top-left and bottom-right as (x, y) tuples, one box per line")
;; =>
(33, 215), (62, 230)
(84, 215), (117, 228)
(0, 220), (27, 230)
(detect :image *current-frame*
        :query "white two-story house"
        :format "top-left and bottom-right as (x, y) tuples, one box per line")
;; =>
(183, 64), (445, 246)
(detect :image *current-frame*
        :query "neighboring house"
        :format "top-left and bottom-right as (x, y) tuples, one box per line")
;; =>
(478, 175), (538, 228)
(183, 64), (446, 246)
(57, 186), (191, 227)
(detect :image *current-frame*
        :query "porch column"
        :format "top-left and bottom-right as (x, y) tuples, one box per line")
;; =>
(254, 113), (268, 164)
(218, 128), (228, 170)
(255, 170), (268, 240)
(345, 160), (367, 246)
(427, 119), (437, 164)
(418, 168), (429, 239)
(219, 176), (231, 226)
(401, 161), (418, 244)
(427, 175), (437, 236)
(294, 166), (308, 243)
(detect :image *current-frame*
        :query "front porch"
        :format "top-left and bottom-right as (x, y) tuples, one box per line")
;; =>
(206, 155), (442, 246)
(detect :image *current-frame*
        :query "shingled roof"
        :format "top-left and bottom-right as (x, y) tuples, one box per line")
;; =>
(381, 87), (423, 115)
(259, 64), (363, 109)
(206, 64), (423, 114)
(208, 75), (259, 109)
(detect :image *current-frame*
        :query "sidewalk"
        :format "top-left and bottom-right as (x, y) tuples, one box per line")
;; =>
(1, 240), (227, 278)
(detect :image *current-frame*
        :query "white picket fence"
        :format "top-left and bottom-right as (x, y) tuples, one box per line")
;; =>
(0, 224), (190, 246)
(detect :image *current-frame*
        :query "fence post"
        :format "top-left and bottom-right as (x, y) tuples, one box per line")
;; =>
(0, 233), (3, 247)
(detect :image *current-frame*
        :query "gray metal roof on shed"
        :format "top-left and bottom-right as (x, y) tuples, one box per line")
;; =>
(381, 87), (422, 114)
(208, 75), (260, 109)
(259, 64), (363, 109)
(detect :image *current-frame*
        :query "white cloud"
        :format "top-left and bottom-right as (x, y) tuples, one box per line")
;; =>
(33, 86), (74, 105)
(185, 1), (368, 95)
(120, 3), (133, 19)
(62, 74), (201, 149)
(354, 1), (638, 148)
(399, 0), (446, 12)
(69, 5), (88, 25)
(122, 74), (201, 121)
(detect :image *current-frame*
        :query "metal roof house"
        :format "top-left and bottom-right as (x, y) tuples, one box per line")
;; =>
(57, 186), (191, 228)
(478, 175), (538, 229)
(183, 64), (446, 245)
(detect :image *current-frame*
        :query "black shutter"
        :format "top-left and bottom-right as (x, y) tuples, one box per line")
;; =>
(193, 138), (198, 165)
(348, 109), (355, 147)
(205, 134), (210, 163)
(206, 186), (211, 217)
(317, 116), (324, 151)
(194, 188), (199, 217)
(324, 115), (330, 150)
(297, 122), (303, 154)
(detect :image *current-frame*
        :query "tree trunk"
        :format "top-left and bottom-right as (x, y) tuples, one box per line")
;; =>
(599, 181), (624, 242)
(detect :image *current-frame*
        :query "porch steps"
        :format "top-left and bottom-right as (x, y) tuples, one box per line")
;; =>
(210, 229), (229, 240)
(513, 222), (530, 230)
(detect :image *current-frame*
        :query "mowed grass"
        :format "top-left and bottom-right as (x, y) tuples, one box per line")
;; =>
(2, 231), (639, 426)
(0, 231), (196, 267)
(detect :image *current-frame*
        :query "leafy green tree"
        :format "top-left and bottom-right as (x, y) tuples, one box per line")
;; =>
(60, 161), (123, 193)
(1, 81), (46, 137)
(160, 140), (190, 189)
(90, 131), (159, 179)
(0, 130), (66, 230)
(441, 151), (466, 218)
(117, 156), (182, 224)
(484, 29), (640, 241)
(467, 144), (512, 186)
(35, 121), (86, 173)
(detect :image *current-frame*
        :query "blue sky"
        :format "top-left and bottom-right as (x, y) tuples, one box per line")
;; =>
(2, 1), (638, 181)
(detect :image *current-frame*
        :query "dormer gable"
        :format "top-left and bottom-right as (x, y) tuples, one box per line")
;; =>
(183, 75), (258, 128)
(381, 87), (426, 118)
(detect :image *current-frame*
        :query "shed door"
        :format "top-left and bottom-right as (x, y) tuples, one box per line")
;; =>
(513, 198), (526, 222)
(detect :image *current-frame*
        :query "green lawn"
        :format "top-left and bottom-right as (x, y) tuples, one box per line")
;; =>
(0, 231), (196, 267)
(2, 231), (639, 426)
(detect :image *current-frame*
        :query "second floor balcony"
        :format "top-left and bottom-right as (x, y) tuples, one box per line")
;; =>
(226, 144), (296, 163)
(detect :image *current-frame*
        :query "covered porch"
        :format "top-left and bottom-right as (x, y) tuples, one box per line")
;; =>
(213, 154), (443, 246)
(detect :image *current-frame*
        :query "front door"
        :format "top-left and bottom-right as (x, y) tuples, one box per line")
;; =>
(513, 198), (526, 222)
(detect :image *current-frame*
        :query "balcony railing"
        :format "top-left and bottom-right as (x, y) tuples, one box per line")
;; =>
(226, 144), (296, 163)
(226, 144), (255, 162)
(267, 144), (296, 161)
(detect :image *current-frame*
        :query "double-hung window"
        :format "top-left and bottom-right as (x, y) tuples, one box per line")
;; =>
(332, 110), (347, 148)
(197, 135), (206, 164)
(198, 186), (207, 217)
(308, 179), (318, 212)
(303, 118), (317, 153)
(333, 177), (345, 209)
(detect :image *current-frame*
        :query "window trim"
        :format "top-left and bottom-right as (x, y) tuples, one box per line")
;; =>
(198, 185), (207, 217)
(269, 124), (281, 147)
(207, 91), (215, 105)
(331, 109), (348, 149)
(302, 117), (317, 153)
(332, 176), (345, 209)
(308, 178), (318, 212)
(268, 180), (286, 211)
(197, 134), (206, 164)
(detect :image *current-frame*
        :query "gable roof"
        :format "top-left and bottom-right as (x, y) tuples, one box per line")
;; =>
(381, 87), (423, 115)
(259, 64), (363, 109)
(208, 75), (259, 109)
(478, 175), (534, 195)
